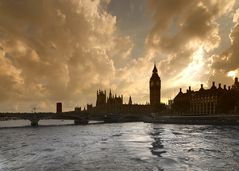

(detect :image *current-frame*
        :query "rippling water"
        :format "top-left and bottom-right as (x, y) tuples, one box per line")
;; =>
(0, 122), (239, 171)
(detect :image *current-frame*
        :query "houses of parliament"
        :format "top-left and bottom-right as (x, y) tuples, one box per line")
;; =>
(86, 64), (164, 115)
(82, 63), (239, 116)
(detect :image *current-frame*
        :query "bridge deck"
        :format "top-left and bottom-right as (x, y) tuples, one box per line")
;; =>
(0, 112), (108, 122)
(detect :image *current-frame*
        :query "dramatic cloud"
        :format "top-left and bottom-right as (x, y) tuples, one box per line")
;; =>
(0, 0), (132, 111)
(0, 0), (239, 111)
(146, 0), (236, 96)
(213, 9), (239, 72)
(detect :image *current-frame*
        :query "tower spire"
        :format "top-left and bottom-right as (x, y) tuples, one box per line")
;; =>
(109, 89), (112, 98)
(128, 96), (132, 105)
(153, 63), (158, 73)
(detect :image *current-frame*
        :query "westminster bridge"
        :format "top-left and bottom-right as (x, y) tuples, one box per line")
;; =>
(1, 112), (239, 126)
(0, 112), (106, 126)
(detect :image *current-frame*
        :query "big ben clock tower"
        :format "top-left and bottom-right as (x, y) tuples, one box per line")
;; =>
(150, 64), (161, 110)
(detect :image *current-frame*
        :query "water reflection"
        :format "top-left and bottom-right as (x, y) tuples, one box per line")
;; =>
(149, 127), (166, 157)
(0, 123), (239, 170)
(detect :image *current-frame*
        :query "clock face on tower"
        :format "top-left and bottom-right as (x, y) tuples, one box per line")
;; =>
(151, 81), (160, 87)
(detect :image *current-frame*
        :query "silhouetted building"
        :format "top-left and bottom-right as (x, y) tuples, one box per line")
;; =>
(84, 64), (165, 116)
(128, 96), (132, 105)
(87, 104), (93, 111)
(75, 107), (81, 112)
(56, 102), (62, 113)
(107, 89), (123, 106)
(232, 77), (239, 89)
(150, 64), (161, 112)
(168, 100), (174, 109)
(88, 91), (147, 115)
(173, 78), (239, 115)
(96, 90), (106, 106)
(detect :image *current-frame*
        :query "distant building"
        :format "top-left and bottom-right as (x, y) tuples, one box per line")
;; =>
(56, 102), (62, 113)
(107, 90), (123, 106)
(173, 78), (239, 115)
(128, 96), (132, 105)
(75, 107), (81, 112)
(96, 90), (106, 106)
(232, 77), (239, 89)
(87, 104), (93, 111)
(85, 64), (165, 115)
(89, 89), (147, 115)
(168, 100), (174, 109)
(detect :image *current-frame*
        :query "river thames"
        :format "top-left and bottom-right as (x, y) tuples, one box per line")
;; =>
(0, 121), (239, 171)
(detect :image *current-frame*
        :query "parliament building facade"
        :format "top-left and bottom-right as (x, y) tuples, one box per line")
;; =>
(81, 64), (239, 116)
(86, 64), (164, 115)
(173, 78), (239, 115)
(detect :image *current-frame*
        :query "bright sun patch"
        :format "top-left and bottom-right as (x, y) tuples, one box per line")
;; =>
(173, 46), (205, 87)
(227, 70), (238, 78)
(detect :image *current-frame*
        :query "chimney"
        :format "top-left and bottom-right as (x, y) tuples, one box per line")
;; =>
(224, 85), (227, 90)
(199, 84), (204, 91)
(189, 86), (191, 91)
(212, 82), (215, 86)
(180, 88), (182, 92)
(219, 83), (222, 88)
(235, 77), (238, 83)
(228, 86), (231, 90)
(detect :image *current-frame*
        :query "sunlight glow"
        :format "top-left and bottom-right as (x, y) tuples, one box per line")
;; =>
(227, 70), (237, 78)
(173, 46), (205, 86)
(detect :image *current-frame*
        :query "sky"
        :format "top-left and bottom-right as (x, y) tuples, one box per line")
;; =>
(0, 0), (239, 112)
